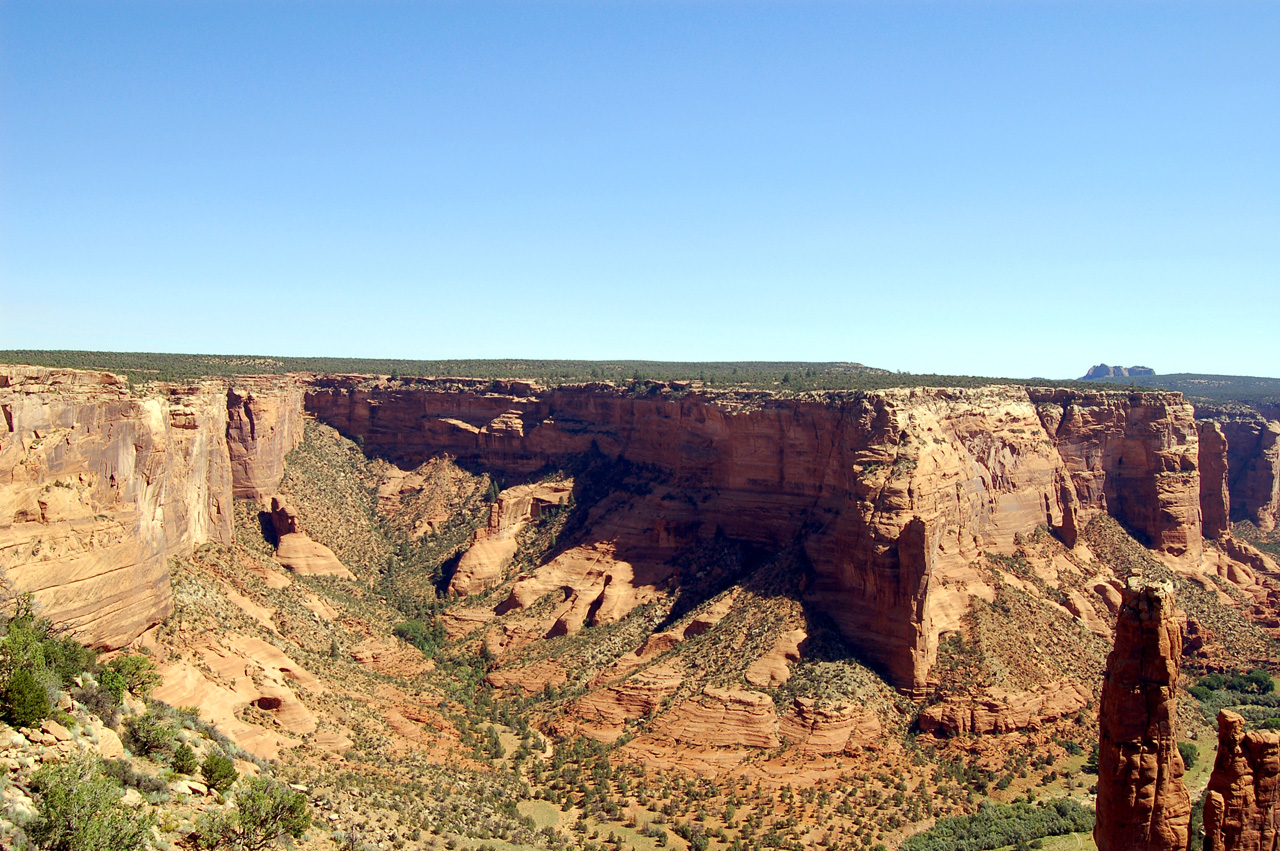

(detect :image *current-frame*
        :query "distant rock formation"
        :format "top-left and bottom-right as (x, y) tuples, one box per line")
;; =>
(1203, 708), (1280, 851)
(269, 496), (354, 579)
(1094, 580), (1191, 851)
(225, 383), (305, 499)
(1083, 364), (1157, 380)
(1196, 406), (1280, 533)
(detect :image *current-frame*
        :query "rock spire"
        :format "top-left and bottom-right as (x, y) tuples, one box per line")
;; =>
(1094, 579), (1191, 851)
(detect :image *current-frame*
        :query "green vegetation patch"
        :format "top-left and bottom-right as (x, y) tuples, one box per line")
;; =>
(900, 799), (1094, 851)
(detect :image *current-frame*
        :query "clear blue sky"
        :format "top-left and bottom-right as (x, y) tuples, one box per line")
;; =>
(2, 1), (1276, 378)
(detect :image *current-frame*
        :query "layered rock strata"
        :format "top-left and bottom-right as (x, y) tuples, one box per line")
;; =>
(307, 380), (1204, 694)
(917, 680), (1091, 736)
(225, 382), (305, 500)
(1200, 407), (1280, 533)
(1203, 708), (1280, 851)
(1094, 580), (1191, 851)
(0, 368), (234, 647)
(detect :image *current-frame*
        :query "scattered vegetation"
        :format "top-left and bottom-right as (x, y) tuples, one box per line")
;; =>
(900, 799), (1094, 851)
(27, 756), (156, 851)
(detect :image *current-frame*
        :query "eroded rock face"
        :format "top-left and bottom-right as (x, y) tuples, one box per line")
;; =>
(1094, 580), (1191, 851)
(308, 380), (1204, 694)
(1204, 708), (1280, 851)
(917, 680), (1091, 737)
(225, 383), (305, 499)
(1033, 389), (1202, 558)
(1200, 421), (1231, 540)
(0, 368), (234, 647)
(269, 497), (354, 579)
(1200, 407), (1280, 533)
(448, 480), (573, 596)
(1229, 420), (1280, 533)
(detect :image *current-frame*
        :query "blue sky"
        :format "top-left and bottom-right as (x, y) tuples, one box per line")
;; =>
(2, 1), (1276, 378)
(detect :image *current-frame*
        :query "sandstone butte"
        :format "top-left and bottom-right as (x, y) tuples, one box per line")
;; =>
(1094, 580), (1191, 851)
(1203, 709), (1280, 851)
(3, 364), (1280, 703)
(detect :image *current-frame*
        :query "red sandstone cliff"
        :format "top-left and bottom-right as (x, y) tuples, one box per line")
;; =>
(1204, 708), (1280, 851)
(225, 382), (305, 500)
(1094, 580), (1191, 851)
(0, 367), (234, 646)
(305, 379), (1205, 694)
(1198, 406), (1280, 534)
(1033, 388), (1203, 558)
(1200, 421), (1232, 540)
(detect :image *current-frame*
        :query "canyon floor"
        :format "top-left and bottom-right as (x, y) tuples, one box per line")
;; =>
(6, 362), (1280, 851)
(116, 420), (1269, 850)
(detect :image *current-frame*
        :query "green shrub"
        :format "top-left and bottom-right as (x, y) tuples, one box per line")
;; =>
(123, 711), (176, 758)
(900, 799), (1094, 851)
(98, 668), (127, 702)
(28, 755), (155, 851)
(101, 757), (169, 795)
(1179, 741), (1199, 770)
(172, 743), (199, 775)
(202, 752), (239, 793)
(393, 619), (446, 657)
(1198, 672), (1228, 691)
(106, 654), (161, 698)
(2, 667), (52, 728)
(195, 775), (311, 850)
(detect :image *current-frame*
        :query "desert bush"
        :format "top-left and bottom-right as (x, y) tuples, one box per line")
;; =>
(393, 619), (446, 657)
(172, 743), (199, 775)
(195, 775), (311, 850)
(202, 752), (239, 793)
(70, 678), (122, 728)
(106, 654), (162, 698)
(101, 757), (169, 794)
(28, 755), (155, 851)
(2, 666), (51, 728)
(1179, 741), (1199, 769)
(123, 711), (177, 758)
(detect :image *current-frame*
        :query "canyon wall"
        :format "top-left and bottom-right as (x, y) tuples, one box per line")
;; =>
(306, 379), (1204, 694)
(1032, 388), (1202, 557)
(1197, 405), (1280, 533)
(226, 382), (306, 500)
(1094, 581), (1190, 851)
(0, 368), (234, 647)
(0, 367), (1232, 695)
(0, 368), (305, 648)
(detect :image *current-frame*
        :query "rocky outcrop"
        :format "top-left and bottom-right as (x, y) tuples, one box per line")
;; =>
(1033, 389), (1202, 558)
(225, 383), (305, 500)
(1094, 580), (1191, 851)
(1083, 365), (1156, 380)
(448, 480), (572, 596)
(1203, 708), (1280, 851)
(308, 380), (1204, 695)
(917, 680), (1091, 736)
(268, 496), (354, 579)
(1198, 406), (1280, 533)
(779, 697), (882, 754)
(0, 367), (234, 647)
(1200, 421), (1232, 539)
